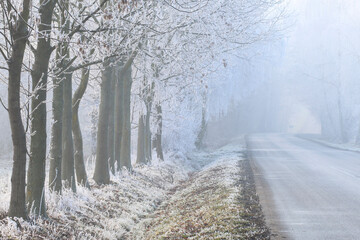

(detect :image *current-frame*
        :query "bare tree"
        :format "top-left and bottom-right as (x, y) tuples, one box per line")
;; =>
(27, 0), (56, 217)
(2, 0), (31, 219)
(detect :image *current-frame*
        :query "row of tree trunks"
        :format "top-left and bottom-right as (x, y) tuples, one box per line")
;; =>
(58, 0), (77, 194)
(27, 0), (56, 217)
(48, 4), (67, 194)
(93, 49), (138, 182)
(7, 0), (31, 219)
(94, 57), (135, 182)
(138, 81), (165, 164)
(7, 0), (148, 219)
(50, 0), (92, 192)
(49, 56), (91, 193)
(138, 102), (165, 163)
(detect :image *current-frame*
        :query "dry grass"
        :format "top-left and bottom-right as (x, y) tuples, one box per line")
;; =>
(136, 146), (270, 240)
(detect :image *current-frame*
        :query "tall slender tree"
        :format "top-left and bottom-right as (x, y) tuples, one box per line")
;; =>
(72, 68), (90, 188)
(27, 0), (56, 217)
(119, 65), (133, 170)
(114, 63), (125, 171)
(93, 60), (112, 184)
(62, 70), (76, 192)
(4, 0), (31, 219)
(108, 69), (116, 174)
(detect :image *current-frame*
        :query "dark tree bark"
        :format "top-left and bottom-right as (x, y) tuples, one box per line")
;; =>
(136, 115), (146, 164)
(27, 0), (56, 217)
(72, 68), (90, 188)
(144, 103), (152, 163)
(114, 65), (124, 171)
(93, 61), (112, 185)
(49, 0), (68, 194)
(61, 72), (76, 192)
(108, 69), (116, 174)
(7, 0), (31, 219)
(195, 95), (207, 150)
(144, 81), (154, 163)
(154, 103), (164, 161)
(49, 51), (64, 193)
(120, 67), (132, 170)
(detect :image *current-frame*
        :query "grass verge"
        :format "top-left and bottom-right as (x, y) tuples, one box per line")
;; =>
(137, 146), (270, 240)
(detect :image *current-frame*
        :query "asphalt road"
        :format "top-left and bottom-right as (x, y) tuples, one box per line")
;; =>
(248, 134), (360, 240)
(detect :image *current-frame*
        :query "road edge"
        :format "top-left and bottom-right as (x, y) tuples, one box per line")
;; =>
(297, 134), (360, 153)
(245, 135), (289, 240)
(237, 139), (271, 239)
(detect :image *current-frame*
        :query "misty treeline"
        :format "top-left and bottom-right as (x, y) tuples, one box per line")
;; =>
(0, 0), (284, 219)
(278, 0), (360, 143)
(206, 0), (360, 145)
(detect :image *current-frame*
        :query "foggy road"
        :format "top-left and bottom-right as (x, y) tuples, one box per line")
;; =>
(248, 134), (360, 240)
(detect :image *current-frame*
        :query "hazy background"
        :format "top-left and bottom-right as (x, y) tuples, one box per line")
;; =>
(206, 0), (360, 146)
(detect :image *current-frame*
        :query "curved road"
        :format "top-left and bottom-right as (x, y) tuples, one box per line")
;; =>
(248, 134), (360, 240)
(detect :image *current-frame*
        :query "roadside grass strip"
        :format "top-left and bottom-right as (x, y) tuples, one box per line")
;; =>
(138, 147), (270, 240)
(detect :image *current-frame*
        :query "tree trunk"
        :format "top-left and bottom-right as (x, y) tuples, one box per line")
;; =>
(27, 0), (55, 217)
(72, 68), (90, 188)
(7, 0), (31, 218)
(93, 61), (112, 185)
(49, 0), (69, 193)
(61, 72), (76, 192)
(144, 104), (152, 163)
(120, 66), (132, 170)
(49, 51), (64, 193)
(108, 70), (116, 174)
(91, 108), (98, 156)
(136, 115), (146, 164)
(27, 59), (50, 217)
(154, 103), (164, 161)
(143, 81), (154, 163)
(195, 95), (207, 149)
(114, 65), (124, 171)
(195, 112), (207, 149)
(49, 75), (63, 193)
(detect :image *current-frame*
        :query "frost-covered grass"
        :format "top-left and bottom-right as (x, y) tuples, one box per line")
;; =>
(0, 152), (192, 239)
(133, 138), (270, 240)
(0, 137), (269, 239)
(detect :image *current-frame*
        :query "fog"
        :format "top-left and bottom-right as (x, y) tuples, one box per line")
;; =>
(206, 0), (360, 146)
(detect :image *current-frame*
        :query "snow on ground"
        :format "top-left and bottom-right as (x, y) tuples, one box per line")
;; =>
(0, 136), (269, 239)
